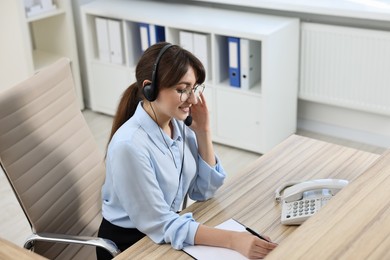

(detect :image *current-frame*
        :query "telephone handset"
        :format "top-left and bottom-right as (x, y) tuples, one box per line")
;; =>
(275, 179), (349, 225)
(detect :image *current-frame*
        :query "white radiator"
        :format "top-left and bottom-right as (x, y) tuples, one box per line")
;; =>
(300, 23), (390, 116)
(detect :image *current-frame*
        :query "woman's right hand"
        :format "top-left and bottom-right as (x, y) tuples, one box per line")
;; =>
(194, 225), (277, 259)
(230, 231), (278, 259)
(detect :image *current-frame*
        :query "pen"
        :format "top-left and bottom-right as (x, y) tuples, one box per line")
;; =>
(245, 227), (270, 242)
(233, 218), (272, 243)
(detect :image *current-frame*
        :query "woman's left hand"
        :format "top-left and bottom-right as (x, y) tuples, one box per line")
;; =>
(189, 92), (211, 133)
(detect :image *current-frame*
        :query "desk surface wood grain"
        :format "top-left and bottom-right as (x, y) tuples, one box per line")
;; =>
(0, 238), (48, 260)
(114, 134), (380, 259)
(267, 149), (390, 260)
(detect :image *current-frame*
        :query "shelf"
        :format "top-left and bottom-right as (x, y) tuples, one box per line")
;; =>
(26, 8), (65, 23)
(217, 79), (262, 96)
(32, 49), (65, 71)
(1, 0), (83, 110)
(81, 0), (299, 153)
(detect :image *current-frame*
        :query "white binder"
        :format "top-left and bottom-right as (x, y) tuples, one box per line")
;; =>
(179, 31), (210, 81)
(179, 31), (194, 52)
(139, 23), (150, 52)
(193, 33), (211, 81)
(149, 24), (156, 46)
(108, 19), (124, 65)
(240, 38), (261, 90)
(95, 17), (110, 63)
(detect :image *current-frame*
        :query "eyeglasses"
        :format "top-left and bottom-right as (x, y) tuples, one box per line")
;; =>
(177, 83), (205, 102)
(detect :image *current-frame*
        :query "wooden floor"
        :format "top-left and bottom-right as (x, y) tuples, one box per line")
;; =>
(0, 109), (385, 247)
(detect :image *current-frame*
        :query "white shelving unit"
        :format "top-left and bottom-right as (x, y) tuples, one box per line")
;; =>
(1, 0), (84, 109)
(81, 0), (299, 153)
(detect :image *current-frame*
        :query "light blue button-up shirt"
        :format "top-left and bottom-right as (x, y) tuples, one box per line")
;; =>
(101, 102), (226, 249)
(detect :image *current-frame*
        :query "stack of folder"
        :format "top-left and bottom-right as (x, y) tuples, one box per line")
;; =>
(139, 23), (166, 52)
(228, 37), (261, 89)
(95, 17), (124, 65)
(179, 31), (211, 81)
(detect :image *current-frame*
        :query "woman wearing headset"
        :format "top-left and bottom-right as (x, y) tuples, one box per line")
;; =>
(97, 42), (277, 259)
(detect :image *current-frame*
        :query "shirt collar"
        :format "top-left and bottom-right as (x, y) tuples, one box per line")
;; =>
(134, 102), (183, 154)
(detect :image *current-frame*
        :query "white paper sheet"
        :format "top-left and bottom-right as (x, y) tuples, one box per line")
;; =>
(182, 218), (248, 260)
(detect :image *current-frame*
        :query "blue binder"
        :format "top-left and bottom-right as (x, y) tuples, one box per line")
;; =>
(154, 25), (166, 43)
(228, 37), (240, 87)
(139, 23), (150, 52)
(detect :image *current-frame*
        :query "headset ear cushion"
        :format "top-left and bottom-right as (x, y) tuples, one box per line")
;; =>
(143, 83), (156, 102)
(143, 44), (172, 102)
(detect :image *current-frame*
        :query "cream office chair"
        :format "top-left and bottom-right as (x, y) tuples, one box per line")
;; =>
(0, 58), (120, 259)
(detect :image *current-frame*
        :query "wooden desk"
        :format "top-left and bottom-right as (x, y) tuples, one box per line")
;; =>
(114, 135), (380, 259)
(267, 149), (390, 260)
(0, 238), (48, 260)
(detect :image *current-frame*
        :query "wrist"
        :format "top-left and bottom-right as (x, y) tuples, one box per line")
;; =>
(194, 129), (212, 139)
(227, 231), (239, 250)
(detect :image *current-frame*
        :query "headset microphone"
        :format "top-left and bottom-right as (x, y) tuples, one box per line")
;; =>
(184, 108), (192, 126)
(184, 115), (192, 126)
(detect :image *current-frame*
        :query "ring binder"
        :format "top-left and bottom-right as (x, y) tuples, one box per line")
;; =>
(95, 17), (110, 62)
(240, 39), (261, 90)
(149, 24), (165, 46)
(139, 23), (150, 52)
(228, 37), (240, 88)
(139, 23), (166, 52)
(180, 31), (211, 81)
(108, 19), (124, 65)
(95, 17), (124, 64)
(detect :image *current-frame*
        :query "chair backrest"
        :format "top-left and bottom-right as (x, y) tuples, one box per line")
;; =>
(0, 58), (105, 259)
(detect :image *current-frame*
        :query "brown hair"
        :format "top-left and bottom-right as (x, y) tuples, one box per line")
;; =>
(107, 42), (205, 149)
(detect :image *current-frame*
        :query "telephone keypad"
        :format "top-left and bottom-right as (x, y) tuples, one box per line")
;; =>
(281, 196), (332, 225)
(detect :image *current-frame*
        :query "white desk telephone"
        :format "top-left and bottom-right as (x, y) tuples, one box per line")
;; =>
(275, 179), (349, 225)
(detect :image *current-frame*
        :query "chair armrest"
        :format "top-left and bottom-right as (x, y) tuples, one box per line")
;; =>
(24, 232), (121, 257)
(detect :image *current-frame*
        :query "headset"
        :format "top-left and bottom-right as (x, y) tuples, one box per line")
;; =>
(142, 43), (173, 102)
(143, 43), (193, 127)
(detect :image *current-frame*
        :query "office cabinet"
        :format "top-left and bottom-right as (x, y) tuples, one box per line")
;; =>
(0, 0), (84, 109)
(81, 0), (299, 153)
(216, 90), (263, 152)
(90, 62), (133, 115)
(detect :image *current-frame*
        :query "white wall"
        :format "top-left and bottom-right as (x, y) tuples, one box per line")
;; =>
(0, 1), (32, 91)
